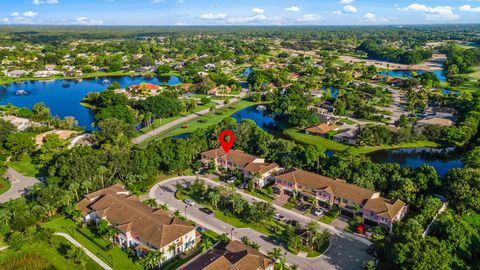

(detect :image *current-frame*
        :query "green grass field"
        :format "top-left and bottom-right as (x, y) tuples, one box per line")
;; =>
(0, 235), (103, 270)
(8, 157), (40, 177)
(0, 177), (11, 195)
(42, 216), (143, 270)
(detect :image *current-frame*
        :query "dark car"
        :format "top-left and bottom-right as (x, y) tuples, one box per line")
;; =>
(286, 219), (299, 227)
(367, 244), (377, 257)
(199, 207), (214, 215)
(267, 236), (282, 246)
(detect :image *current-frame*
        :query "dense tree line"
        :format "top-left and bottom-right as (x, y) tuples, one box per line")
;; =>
(357, 40), (433, 65)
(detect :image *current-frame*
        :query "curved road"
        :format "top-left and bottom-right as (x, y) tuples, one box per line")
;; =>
(0, 168), (39, 203)
(149, 176), (372, 270)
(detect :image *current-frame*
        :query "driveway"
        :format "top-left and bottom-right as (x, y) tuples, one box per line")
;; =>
(0, 168), (39, 203)
(149, 176), (373, 270)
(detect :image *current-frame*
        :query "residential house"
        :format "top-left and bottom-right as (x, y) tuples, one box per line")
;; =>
(273, 168), (407, 229)
(204, 63), (216, 71)
(310, 90), (323, 98)
(208, 85), (231, 96)
(5, 70), (29, 78)
(1, 115), (31, 131)
(415, 117), (455, 128)
(34, 70), (61, 78)
(305, 123), (339, 137)
(180, 240), (274, 270)
(77, 185), (199, 262)
(200, 148), (280, 188)
(332, 128), (358, 146)
(127, 83), (161, 92)
(171, 62), (186, 71)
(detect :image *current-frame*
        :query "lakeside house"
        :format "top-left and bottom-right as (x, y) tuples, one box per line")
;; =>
(332, 128), (358, 146)
(77, 185), (199, 263)
(1, 115), (32, 131)
(34, 70), (62, 78)
(273, 168), (407, 230)
(180, 240), (275, 270)
(4, 69), (29, 78)
(208, 85), (232, 96)
(305, 123), (339, 137)
(200, 148), (280, 188)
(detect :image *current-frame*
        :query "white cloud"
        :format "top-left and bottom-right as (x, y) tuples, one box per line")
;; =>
(400, 3), (459, 21)
(339, 0), (354, 4)
(252, 8), (265, 14)
(200, 13), (227, 20)
(343, 5), (358, 13)
(10, 12), (20, 17)
(32, 0), (59, 4)
(225, 14), (281, 24)
(151, 0), (165, 3)
(332, 10), (342, 14)
(298, 13), (324, 22)
(22, 11), (38, 18)
(361, 12), (389, 23)
(459, 5), (480, 12)
(75, 17), (104, 25)
(285, 6), (300, 12)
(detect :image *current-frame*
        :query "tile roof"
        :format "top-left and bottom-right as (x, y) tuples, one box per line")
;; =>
(77, 185), (195, 250)
(180, 241), (273, 270)
(306, 123), (339, 135)
(364, 197), (406, 219)
(243, 162), (279, 175)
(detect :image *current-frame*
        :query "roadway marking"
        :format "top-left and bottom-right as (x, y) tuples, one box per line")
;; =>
(10, 176), (20, 183)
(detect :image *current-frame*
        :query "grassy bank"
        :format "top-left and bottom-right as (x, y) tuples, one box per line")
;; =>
(8, 157), (40, 177)
(284, 128), (439, 154)
(42, 216), (143, 270)
(0, 235), (103, 270)
(0, 177), (11, 195)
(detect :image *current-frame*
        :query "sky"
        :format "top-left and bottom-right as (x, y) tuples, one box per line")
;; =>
(0, 0), (479, 26)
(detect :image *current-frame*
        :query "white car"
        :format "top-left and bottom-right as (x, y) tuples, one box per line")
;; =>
(313, 208), (325, 217)
(184, 199), (196, 206)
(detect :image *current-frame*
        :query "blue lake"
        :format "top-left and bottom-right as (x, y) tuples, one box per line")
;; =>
(322, 86), (339, 98)
(368, 147), (463, 177)
(380, 70), (446, 82)
(231, 105), (275, 130)
(242, 67), (253, 77)
(0, 75), (181, 130)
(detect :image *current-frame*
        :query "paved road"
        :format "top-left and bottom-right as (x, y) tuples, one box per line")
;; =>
(0, 168), (39, 203)
(132, 90), (247, 145)
(149, 176), (373, 270)
(54, 232), (112, 270)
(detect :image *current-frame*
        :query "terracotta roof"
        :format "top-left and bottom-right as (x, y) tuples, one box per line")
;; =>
(201, 148), (261, 168)
(364, 197), (406, 219)
(128, 83), (160, 91)
(306, 123), (339, 135)
(77, 185), (195, 250)
(181, 241), (273, 270)
(243, 162), (279, 175)
(275, 168), (378, 205)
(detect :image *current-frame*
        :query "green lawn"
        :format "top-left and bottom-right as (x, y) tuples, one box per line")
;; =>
(0, 177), (11, 195)
(0, 235), (103, 270)
(319, 215), (336, 224)
(8, 157), (40, 177)
(42, 216), (143, 270)
(140, 101), (215, 133)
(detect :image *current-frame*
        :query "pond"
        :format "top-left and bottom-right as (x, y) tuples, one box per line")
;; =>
(0, 75), (181, 130)
(368, 147), (463, 177)
(379, 69), (446, 82)
(241, 67), (252, 77)
(231, 105), (275, 130)
(322, 86), (339, 99)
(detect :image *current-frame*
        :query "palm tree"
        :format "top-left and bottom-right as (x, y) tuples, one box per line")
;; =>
(251, 172), (261, 190)
(173, 209), (181, 218)
(268, 247), (283, 261)
(207, 190), (220, 208)
(200, 238), (213, 252)
(168, 243), (176, 257)
(144, 199), (158, 208)
(159, 202), (169, 212)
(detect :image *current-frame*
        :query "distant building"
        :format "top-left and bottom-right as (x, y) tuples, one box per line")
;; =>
(204, 63), (216, 71)
(5, 70), (28, 78)
(332, 128), (358, 145)
(1, 115), (31, 131)
(208, 85), (232, 96)
(34, 70), (61, 78)
(305, 123), (339, 137)
(180, 240), (275, 270)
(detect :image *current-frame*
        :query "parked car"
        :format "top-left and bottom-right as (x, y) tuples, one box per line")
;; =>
(224, 176), (236, 184)
(267, 236), (282, 246)
(274, 213), (285, 222)
(299, 203), (311, 212)
(199, 207), (214, 215)
(184, 199), (195, 206)
(285, 219), (299, 227)
(237, 182), (246, 189)
(312, 208), (325, 217)
(365, 227), (374, 237)
(367, 244), (377, 257)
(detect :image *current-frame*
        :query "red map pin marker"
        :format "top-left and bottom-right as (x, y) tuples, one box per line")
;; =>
(218, 130), (235, 153)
